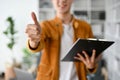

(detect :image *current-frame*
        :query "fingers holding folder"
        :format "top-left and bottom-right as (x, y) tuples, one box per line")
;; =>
(74, 49), (102, 69)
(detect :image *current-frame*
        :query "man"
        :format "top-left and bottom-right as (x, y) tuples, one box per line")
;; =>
(25, 0), (101, 80)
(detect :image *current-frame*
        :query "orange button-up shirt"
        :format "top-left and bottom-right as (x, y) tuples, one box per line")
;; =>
(27, 16), (97, 80)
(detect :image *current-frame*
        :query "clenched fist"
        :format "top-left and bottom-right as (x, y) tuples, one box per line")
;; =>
(25, 12), (41, 48)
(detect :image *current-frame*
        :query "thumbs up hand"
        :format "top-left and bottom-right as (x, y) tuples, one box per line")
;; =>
(25, 12), (41, 48)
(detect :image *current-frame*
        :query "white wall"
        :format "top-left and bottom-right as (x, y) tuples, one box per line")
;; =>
(0, 0), (39, 72)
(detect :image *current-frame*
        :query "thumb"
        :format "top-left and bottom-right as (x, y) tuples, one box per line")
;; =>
(31, 12), (39, 25)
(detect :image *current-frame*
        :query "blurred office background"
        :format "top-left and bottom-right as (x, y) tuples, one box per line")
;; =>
(0, 0), (120, 80)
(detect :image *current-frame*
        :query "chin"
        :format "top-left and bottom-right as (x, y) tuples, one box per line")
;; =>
(58, 10), (69, 14)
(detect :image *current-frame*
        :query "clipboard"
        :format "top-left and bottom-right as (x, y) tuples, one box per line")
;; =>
(62, 38), (115, 62)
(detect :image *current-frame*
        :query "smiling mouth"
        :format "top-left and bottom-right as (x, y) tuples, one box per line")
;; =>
(59, 5), (67, 8)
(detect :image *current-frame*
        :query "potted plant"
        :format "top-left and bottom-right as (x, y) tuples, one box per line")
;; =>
(22, 48), (32, 69)
(22, 47), (39, 72)
(3, 17), (18, 66)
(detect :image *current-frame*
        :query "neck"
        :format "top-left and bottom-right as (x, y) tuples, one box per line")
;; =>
(56, 12), (72, 24)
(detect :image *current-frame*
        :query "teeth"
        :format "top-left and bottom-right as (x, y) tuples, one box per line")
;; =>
(60, 5), (66, 7)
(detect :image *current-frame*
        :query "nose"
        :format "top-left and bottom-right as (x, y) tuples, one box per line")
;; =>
(62, 0), (66, 2)
(58, 0), (67, 6)
(60, 0), (66, 3)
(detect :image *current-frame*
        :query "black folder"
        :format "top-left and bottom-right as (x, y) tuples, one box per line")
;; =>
(62, 38), (114, 62)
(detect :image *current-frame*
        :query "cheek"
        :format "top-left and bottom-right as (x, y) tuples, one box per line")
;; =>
(53, 1), (59, 9)
(68, 0), (73, 5)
